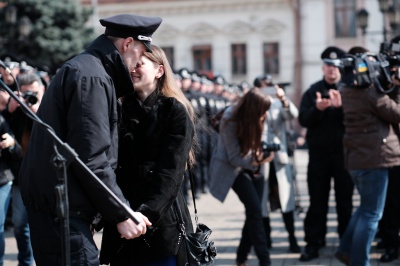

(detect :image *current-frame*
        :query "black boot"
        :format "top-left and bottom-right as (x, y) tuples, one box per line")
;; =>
(263, 217), (272, 249)
(282, 211), (300, 253)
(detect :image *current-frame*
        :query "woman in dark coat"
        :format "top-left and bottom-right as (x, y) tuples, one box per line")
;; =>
(100, 45), (196, 266)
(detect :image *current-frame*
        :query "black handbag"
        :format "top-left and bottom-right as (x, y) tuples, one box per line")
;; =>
(175, 169), (217, 265)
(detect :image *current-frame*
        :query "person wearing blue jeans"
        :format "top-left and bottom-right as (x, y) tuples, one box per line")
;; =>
(0, 115), (24, 266)
(12, 186), (33, 266)
(2, 73), (46, 266)
(337, 169), (388, 265)
(0, 181), (12, 266)
(335, 44), (400, 266)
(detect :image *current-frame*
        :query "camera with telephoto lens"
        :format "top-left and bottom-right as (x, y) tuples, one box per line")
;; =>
(261, 141), (280, 159)
(22, 91), (38, 106)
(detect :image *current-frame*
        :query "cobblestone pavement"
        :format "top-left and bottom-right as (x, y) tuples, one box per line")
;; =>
(3, 150), (398, 266)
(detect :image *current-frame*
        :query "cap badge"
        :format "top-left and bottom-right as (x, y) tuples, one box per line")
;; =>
(138, 35), (152, 42)
(330, 52), (338, 59)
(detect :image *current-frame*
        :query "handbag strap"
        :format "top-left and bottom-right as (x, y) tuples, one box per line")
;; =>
(174, 163), (199, 227)
(174, 197), (187, 237)
(187, 166), (199, 225)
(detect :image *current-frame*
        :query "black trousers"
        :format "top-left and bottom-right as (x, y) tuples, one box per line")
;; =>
(379, 166), (400, 248)
(28, 209), (99, 266)
(304, 150), (354, 247)
(232, 171), (270, 266)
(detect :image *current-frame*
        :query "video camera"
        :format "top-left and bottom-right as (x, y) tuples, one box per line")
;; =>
(22, 91), (38, 106)
(340, 42), (400, 94)
(261, 141), (280, 159)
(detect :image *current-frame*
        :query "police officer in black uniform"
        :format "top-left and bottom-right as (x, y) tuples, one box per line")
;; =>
(298, 46), (354, 261)
(18, 14), (162, 265)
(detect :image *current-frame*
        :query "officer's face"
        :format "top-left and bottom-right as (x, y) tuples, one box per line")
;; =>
(121, 38), (147, 75)
(322, 63), (341, 84)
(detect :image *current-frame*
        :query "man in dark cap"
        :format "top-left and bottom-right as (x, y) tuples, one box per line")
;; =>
(298, 46), (354, 261)
(18, 13), (162, 265)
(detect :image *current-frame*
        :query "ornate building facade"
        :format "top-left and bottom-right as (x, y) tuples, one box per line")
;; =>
(82, 0), (384, 104)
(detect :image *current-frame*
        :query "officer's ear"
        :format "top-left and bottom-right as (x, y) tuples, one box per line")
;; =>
(121, 37), (134, 52)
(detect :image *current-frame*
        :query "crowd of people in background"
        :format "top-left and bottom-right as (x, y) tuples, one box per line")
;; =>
(1, 17), (400, 266)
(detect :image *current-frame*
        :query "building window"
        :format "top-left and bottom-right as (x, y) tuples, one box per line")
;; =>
(161, 46), (174, 70)
(334, 0), (356, 37)
(192, 45), (212, 76)
(231, 44), (247, 75)
(263, 43), (279, 74)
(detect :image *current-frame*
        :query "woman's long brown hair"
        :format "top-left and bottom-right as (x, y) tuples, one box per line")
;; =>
(143, 45), (197, 167)
(230, 87), (271, 158)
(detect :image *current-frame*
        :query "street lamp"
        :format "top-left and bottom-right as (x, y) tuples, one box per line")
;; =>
(357, 8), (369, 35)
(356, 0), (400, 42)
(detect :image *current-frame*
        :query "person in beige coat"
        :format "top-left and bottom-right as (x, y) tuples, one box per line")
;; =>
(260, 85), (300, 253)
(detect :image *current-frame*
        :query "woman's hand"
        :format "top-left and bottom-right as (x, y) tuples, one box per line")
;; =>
(252, 151), (275, 166)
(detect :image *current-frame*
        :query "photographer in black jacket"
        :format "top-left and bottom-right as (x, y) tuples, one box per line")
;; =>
(2, 72), (47, 266)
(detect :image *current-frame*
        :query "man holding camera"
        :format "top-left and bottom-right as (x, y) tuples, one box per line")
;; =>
(298, 46), (354, 261)
(335, 44), (400, 266)
(1, 72), (45, 266)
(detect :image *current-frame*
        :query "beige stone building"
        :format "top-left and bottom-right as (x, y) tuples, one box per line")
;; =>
(82, 0), (391, 104)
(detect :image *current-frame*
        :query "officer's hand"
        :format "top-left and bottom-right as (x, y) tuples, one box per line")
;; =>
(117, 213), (152, 239)
(315, 92), (331, 111)
(329, 89), (342, 108)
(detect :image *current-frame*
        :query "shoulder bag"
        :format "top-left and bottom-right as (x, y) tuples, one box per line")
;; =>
(175, 168), (217, 265)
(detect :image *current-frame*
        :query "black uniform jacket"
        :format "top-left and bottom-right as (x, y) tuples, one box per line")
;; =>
(18, 35), (134, 224)
(100, 91), (194, 265)
(299, 79), (345, 153)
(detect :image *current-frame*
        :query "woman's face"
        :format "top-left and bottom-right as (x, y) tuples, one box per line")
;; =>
(131, 55), (163, 94)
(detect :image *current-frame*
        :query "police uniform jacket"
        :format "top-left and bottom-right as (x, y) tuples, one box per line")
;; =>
(18, 35), (134, 224)
(100, 91), (194, 265)
(299, 79), (345, 153)
(341, 85), (400, 169)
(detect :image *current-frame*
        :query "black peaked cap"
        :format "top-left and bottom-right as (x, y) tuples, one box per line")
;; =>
(320, 46), (346, 67)
(100, 14), (162, 52)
